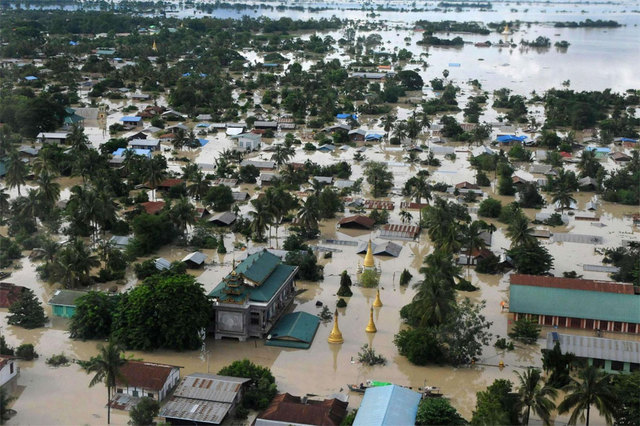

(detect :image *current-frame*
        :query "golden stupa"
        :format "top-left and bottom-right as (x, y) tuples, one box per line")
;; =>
(373, 289), (383, 308)
(152, 40), (157, 51)
(363, 239), (375, 269)
(365, 306), (377, 333)
(328, 309), (344, 344)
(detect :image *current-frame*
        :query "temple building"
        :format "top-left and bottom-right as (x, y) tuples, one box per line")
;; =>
(209, 249), (298, 341)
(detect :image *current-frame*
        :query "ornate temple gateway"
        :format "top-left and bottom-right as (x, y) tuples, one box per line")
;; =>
(209, 249), (298, 341)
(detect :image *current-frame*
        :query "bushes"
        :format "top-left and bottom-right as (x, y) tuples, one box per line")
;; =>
(218, 360), (277, 411)
(0, 236), (22, 268)
(285, 250), (323, 281)
(357, 344), (386, 366)
(478, 198), (502, 218)
(399, 269), (413, 286)
(394, 328), (444, 365)
(359, 269), (379, 288)
(69, 292), (119, 340)
(509, 317), (541, 343)
(46, 353), (70, 367)
(7, 288), (47, 329)
(337, 271), (353, 297)
(16, 343), (38, 360)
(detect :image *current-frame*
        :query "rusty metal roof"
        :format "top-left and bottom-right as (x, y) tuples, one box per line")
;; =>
(173, 374), (249, 403)
(160, 397), (232, 424)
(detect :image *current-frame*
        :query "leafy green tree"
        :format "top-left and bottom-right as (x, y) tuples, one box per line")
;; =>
(318, 187), (343, 219)
(169, 197), (195, 237)
(238, 164), (260, 183)
(81, 339), (127, 425)
(364, 162), (394, 197)
(509, 317), (542, 343)
(393, 327), (443, 366)
(128, 212), (177, 256)
(129, 397), (160, 426)
(507, 241), (554, 275)
(218, 359), (277, 411)
(416, 398), (467, 425)
(438, 299), (492, 365)
(471, 379), (519, 426)
(204, 185), (234, 212)
(506, 214), (536, 247)
(498, 175), (516, 195)
(603, 242), (640, 286)
(515, 368), (557, 425)
(396, 70), (424, 90)
(285, 249), (323, 281)
(542, 341), (576, 388)
(558, 366), (618, 426)
(552, 186), (576, 213)
(7, 288), (47, 329)
(15, 343), (38, 360)
(478, 198), (502, 218)
(518, 183), (545, 209)
(69, 292), (119, 340)
(112, 274), (213, 351)
(611, 371), (640, 426)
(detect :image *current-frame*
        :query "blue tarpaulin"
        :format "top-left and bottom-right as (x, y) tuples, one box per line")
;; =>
(198, 139), (209, 146)
(497, 135), (527, 143)
(617, 137), (637, 143)
(69, 41), (78, 46)
(24, 76), (38, 81)
(182, 72), (191, 77)
(365, 133), (384, 141)
(448, 63), (461, 67)
(336, 113), (357, 119)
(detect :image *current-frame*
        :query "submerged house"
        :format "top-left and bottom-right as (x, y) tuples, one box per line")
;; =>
(48, 289), (88, 318)
(113, 361), (181, 406)
(255, 393), (348, 426)
(353, 385), (422, 426)
(209, 249), (298, 341)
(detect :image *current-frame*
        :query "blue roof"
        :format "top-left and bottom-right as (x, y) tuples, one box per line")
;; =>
(24, 76), (38, 81)
(262, 63), (279, 67)
(585, 146), (610, 153)
(353, 385), (422, 426)
(198, 139), (209, 146)
(113, 148), (151, 158)
(265, 312), (320, 349)
(448, 62), (461, 67)
(336, 113), (358, 119)
(121, 116), (142, 122)
(616, 137), (637, 143)
(497, 135), (527, 143)
(182, 72), (191, 77)
(365, 133), (384, 140)
(69, 41), (78, 46)
(199, 73), (207, 77)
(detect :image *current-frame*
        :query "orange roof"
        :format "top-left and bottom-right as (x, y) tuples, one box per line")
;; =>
(116, 361), (179, 391)
(141, 201), (165, 215)
(158, 178), (184, 188)
(510, 274), (635, 294)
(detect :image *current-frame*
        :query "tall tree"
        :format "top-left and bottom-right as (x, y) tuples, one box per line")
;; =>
(144, 156), (167, 201)
(506, 214), (535, 248)
(81, 339), (127, 425)
(515, 367), (557, 425)
(552, 187), (576, 213)
(558, 366), (618, 426)
(5, 151), (28, 196)
(35, 170), (61, 210)
(170, 197), (195, 237)
(363, 161), (394, 197)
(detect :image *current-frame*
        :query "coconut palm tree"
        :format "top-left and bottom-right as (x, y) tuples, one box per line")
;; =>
(170, 197), (196, 237)
(399, 209), (413, 224)
(187, 171), (210, 201)
(14, 189), (41, 223)
(464, 220), (487, 273)
(67, 124), (90, 154)
(297, 196), (320, 237)
(407, 174), (431, 223)
(5, 151), (28, 196)
(515, 367), (558, 425)
(82, 339), (127, 425)
(506, 214), (536, 248)
(54, 239), (100, 288)
(558, 366), (618, 426)
(0, 186), (10, 222)
(411, 272), (455, 327)
(272, 144), (295, 168)
(552, 187), (576, 214)
(144, 156), (167, 201)
(35, 170), (61, 210)
(381, 113), (396, 142)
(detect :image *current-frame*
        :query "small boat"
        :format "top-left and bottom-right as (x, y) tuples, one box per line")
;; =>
(347, 380), (392, 393)
(421, 386), (444, 398)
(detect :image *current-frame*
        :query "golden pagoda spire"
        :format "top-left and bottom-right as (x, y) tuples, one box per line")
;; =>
(365, 306), (377, 333)
(373, 289), (383, 308)
(328, 309), (344, 344)
(152, 40), (157, 51)
(363, 239), (375, 269)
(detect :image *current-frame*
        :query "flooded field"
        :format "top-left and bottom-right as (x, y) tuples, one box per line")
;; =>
(1, 1), (639, 425)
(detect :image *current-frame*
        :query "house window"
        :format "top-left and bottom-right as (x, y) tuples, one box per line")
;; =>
(557, 317), (566, 327)
(611, 361), (624, 371)
(9, 362), (13, 374)
(592, 358), (605, 369)
(613, 322), (622, 332)
(544, 316), (553, 326)
(600, 321), (609, 331)
(570, 318), (581, 328)
(117, 388), (124, 394)
(132, 390), (139, 397)
(147, 393), (154, 398)
(250, 312), (260, 325)
(585, 319), (594, 330)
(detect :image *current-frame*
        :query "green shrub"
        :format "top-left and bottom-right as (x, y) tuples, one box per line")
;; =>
(336, 298), (347, 308)
(509, 317), (541, 344)
(478, 198), (502, 218)
(46, 353), (70, 367)
(359, 269), (379, 288)
(16, 343), (38, 360)
(399, 269), (413, 286)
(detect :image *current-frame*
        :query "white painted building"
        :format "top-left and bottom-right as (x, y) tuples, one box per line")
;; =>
(0, 356), (18, 388)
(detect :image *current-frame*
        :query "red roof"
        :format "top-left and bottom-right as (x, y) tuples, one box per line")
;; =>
(257, 393), (348, 426)
(400, 201), (429, 210)
(158, 178), (184, 188)
(159, 133), (175, 139)
(116, 361), (178, 391)
(510, 274), (635, 294)
(381, 224), (420, 237)
(0, 283), (27, 308)
(363, 200), (394, 210)
(559, 151), (572, 158)
(338, 215), (375, 229)
(141, 201), (165, 215)
(455, 181), (480, 189)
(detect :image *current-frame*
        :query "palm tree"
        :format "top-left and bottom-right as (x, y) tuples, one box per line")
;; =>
(552, 187), (576, 213)
(14, 189), (41, 223)
(515, 367), (558, 425)
(399, 209), (413, 224)
(272, 144), (295, 168)
(0, 186), (10, 222)
(5, 151), (28, 196)
(144, 156), (167, 201)
(54, 239), (100, 288)
(392, 121), (407, 144)
(82, 339), (127, 425)
(558, 366), (617, 426)
(67, 124), (90, 154)
(464, 220), (487, 273)
(411, 272), (455, 327)
(506, 215), (535, 247)
(381, 114), (396, 142)
(297, 196), (320, 236)
(407, 174), (431, 223)
(187, 171), (210, 200)
(170, 197), (195, 237)
(35, 170), (61, 210)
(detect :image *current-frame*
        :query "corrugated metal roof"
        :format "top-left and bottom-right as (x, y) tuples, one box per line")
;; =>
(546, 332), (640, 364)
(183, 251), (207, 265)
(48, 289), (87, 307)
(265, 312), (320, 349)
(353, 385), (421, 426)
(173, 374), (249, 402)
(510, 274), (634, 294)
(160, 397), (232, 424)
